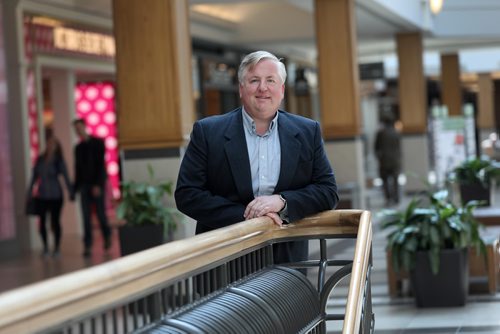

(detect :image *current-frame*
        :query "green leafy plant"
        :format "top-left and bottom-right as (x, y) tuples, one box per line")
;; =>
(451, 156), (500, 188)
(117, 165), (181, 237)
(381, 190), (485, 275)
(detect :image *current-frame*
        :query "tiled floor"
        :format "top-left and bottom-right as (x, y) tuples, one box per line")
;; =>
(0, 227), (121, 294)
(0, 187), (499, 333)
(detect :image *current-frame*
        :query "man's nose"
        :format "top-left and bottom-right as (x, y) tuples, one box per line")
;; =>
(257, 80), (268, 91)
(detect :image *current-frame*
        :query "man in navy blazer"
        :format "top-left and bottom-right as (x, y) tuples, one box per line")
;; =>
(175, 51), (339, 264)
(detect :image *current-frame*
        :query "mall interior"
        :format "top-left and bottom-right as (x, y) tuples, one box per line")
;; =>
(1, 0), (500, 333)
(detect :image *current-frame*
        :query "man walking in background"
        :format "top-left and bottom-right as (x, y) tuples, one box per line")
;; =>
(72, 118), (111, 258)
(375, 114), (402, 206)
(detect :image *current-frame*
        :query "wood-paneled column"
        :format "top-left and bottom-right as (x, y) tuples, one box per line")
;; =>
(113, 0), (194, 149)
(315, 0), (365, 209)
(478, 73), (495, 130)
(396, 32), (429, 192)
(441, 53), (462, 116)
(113, 0), (196, 239)
(315, 0), (360, 139)
(477, 73), (496, 152)
(396, 32), (426, 134)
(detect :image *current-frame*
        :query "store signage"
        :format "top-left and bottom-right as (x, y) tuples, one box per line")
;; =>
(359, 62), (384, 80)
(53, 27), (115, 57)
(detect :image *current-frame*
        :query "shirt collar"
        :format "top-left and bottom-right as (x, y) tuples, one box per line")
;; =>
(242, 107), (278, 137)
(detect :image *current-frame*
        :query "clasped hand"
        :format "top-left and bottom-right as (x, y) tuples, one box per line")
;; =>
(244, 195), (285, 226)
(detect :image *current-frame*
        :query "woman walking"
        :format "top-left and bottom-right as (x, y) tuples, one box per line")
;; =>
(27, 134), (72, 257)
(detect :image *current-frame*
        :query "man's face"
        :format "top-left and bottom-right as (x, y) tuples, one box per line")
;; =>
(73, 122), (88, 138)
(239, 59), (285, 121)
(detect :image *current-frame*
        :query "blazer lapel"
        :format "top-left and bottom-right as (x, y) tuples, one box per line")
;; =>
(224, 110), (254, 201)
(275, 112), (301, 192)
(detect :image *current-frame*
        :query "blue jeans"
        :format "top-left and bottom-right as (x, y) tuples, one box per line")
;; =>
(79, 185), (111, 249)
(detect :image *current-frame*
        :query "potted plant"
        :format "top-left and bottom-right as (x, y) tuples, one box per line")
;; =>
(450, 156), (500, 206)
(117, 165), (181, 256)
(382, 190), (485, 307)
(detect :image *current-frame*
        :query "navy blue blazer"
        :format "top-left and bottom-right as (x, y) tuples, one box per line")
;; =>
(175, 108), (339, 235)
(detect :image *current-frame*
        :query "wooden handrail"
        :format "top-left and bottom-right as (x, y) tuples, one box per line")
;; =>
(343, 210), (373, 334)
(0, 209), (371, 333)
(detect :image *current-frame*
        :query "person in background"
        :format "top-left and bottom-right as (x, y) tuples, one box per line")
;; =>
(72, 118), (111, 258)
(374, 114), (402, 206)
(27, 132), (72, 257)
(175, 50), (339, 265)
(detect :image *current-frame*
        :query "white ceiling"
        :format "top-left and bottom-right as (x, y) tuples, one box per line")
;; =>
(28, 0), (500, 66)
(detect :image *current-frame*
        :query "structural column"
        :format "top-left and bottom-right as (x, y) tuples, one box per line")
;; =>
(441, 53), (462, 116)
(396, 32), (429, 192)
(2, 0), (33, 257)
(113, 0), (193, 149)
(315, 0), (365, 209)
(112, 0), (195, 238)
(50, 70), (80, 235)
(477, 73), (495, 148)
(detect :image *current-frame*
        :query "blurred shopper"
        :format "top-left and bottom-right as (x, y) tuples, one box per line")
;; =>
(375, 115), (402, 206)
(27, 132), (72, 257)
(72, 118), (111, 258)
(175, 50), (339, 265)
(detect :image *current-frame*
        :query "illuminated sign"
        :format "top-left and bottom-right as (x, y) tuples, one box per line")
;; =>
(53, 27), (115, 57)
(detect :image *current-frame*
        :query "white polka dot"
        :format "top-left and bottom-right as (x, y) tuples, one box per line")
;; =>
(96, 125), (109, 137)
(105, 137), (118, 150)
(87, 113), (100, 126)
(107, 161), (119, 175)
(103, 112), (116, 124)
(113, 188), (121, 198)
(85, 87), (99, 100)
(31, 132), (38, 144)
(95, 99), (107, 112)
(77, 101), (91, 113)
(31, 150), (37, 162)
(103, 86), (114, 99)
(75, 89), (82, 101)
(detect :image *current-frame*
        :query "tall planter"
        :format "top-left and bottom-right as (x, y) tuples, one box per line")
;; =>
(459, 183), (490, 206)
(119, 224), (164, 256)
(411, 248), (469, 307)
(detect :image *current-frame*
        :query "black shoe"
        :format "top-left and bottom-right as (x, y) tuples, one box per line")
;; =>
(82, 248), (91, 258)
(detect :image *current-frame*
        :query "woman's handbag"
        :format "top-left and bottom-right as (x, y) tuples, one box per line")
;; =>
(26, 196), (41, 216)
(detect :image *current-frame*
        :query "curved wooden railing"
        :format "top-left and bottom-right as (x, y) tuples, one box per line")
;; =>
(0, 209), (372, 334)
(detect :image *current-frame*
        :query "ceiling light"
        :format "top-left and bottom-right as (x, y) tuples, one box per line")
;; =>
(429, 0), (444, 15)
(191, 5), (241, 23)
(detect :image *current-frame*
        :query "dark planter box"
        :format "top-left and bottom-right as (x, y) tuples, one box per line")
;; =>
(119, 224), (164, 256)
(119, 224), (165, 316)
(411, 248), (469, 307)
(459, 183), (490, 206)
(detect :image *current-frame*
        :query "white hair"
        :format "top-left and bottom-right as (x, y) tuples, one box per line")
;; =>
(237, 50), (287, 84)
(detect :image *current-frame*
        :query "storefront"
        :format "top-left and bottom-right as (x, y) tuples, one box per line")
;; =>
(0, 0), (117, 257)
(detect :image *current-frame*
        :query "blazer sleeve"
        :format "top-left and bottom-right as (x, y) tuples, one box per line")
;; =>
(280, 122), (339, 223)
(175, 121), (246, 229)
